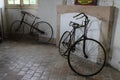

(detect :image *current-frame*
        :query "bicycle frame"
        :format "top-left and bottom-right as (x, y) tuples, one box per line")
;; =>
(62, 26), (79, 55)
(17, 11), (45, 34)
(69, 28), (76, 46)
(73, 13), (90, 58)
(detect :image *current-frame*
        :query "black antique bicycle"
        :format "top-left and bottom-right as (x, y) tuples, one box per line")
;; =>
(59, 12), (106, 76)
(10, 11), (53, 43)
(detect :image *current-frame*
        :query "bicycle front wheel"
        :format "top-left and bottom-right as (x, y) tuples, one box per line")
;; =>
(68, 38), (106, 76)
(10, 20), (27, 41)
(34, 21), (53, 43)
(59, 31), (71, 56)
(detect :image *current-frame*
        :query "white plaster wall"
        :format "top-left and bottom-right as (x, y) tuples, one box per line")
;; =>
(60, 13), (101, 41)
(99, 0), (120, 71)
(38, 0), (63, 38)
(110, 0), (120, 71)
(0, 0), (6, 32)
(98, 0), (114, 6)
(0, 0), (4, 8)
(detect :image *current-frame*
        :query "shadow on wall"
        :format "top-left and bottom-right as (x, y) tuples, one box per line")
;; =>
(111, 46), (120, 71)
(110, 7), (120, 71)
(110, 7), (119, 59)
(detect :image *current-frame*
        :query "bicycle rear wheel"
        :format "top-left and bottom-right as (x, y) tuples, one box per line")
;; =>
(59, 31), (71, 56)
(33, 21), (53, 43)
(68, 38), (106, 76)
(10, 20), (27, 41)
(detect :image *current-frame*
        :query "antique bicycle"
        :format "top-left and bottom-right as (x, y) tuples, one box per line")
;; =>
(10, 11), (53, 43)
(59, 12), (106, 76)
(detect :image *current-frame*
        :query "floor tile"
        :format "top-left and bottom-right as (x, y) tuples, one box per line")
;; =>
(0, 41), (120, 80)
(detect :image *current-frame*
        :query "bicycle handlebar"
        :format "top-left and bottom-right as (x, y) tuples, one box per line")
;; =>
(73, 12), (88, 20)
(21, 11), (40, 19)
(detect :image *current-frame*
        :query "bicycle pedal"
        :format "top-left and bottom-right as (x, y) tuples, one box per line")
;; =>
(62, 54), (68, 59)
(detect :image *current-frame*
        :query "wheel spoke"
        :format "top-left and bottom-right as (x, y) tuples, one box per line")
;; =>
(34, 21), (53, 43)
(59, 31), (71, 56)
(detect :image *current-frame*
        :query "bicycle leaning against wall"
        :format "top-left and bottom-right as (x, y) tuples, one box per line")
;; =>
(9, 11), (53, 43)
(59, 12), (106, 76)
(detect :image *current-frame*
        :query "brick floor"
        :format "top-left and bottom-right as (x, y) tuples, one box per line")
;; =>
(0, 41), (120, 80)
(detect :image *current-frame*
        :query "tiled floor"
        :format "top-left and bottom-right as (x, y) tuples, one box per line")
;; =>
(0, 41), (120, 80)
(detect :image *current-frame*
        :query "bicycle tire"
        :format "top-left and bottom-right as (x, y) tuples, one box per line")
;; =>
(10, 20), (27, 41)
(68, 38), (106, 76)
(59, 31), (71, 56)
(33, 21), (53, 43)
(0, 24), (3, 43)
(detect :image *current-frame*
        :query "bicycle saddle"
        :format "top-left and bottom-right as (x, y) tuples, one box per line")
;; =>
(69, 21), (84, 28)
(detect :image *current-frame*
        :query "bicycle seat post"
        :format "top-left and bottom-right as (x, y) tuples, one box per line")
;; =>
(69, 21), (82, 44)
(21, 13), (26, 23)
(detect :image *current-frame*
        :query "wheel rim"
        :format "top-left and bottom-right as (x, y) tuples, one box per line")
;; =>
(68, 38), (106, 76)
(34, 21), (53, 43)
(10, 21), (26, 40)
(59, 31), (71, 56)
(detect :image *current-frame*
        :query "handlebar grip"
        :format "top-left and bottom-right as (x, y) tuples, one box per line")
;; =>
(73, 12), (85, 18)
(73, 12), (88, 20)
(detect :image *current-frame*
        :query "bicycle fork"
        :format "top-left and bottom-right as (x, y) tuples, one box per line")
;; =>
(83, 38), (88, 58)
(83, 21), (89, 58)
(30, 18), (45, 34)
